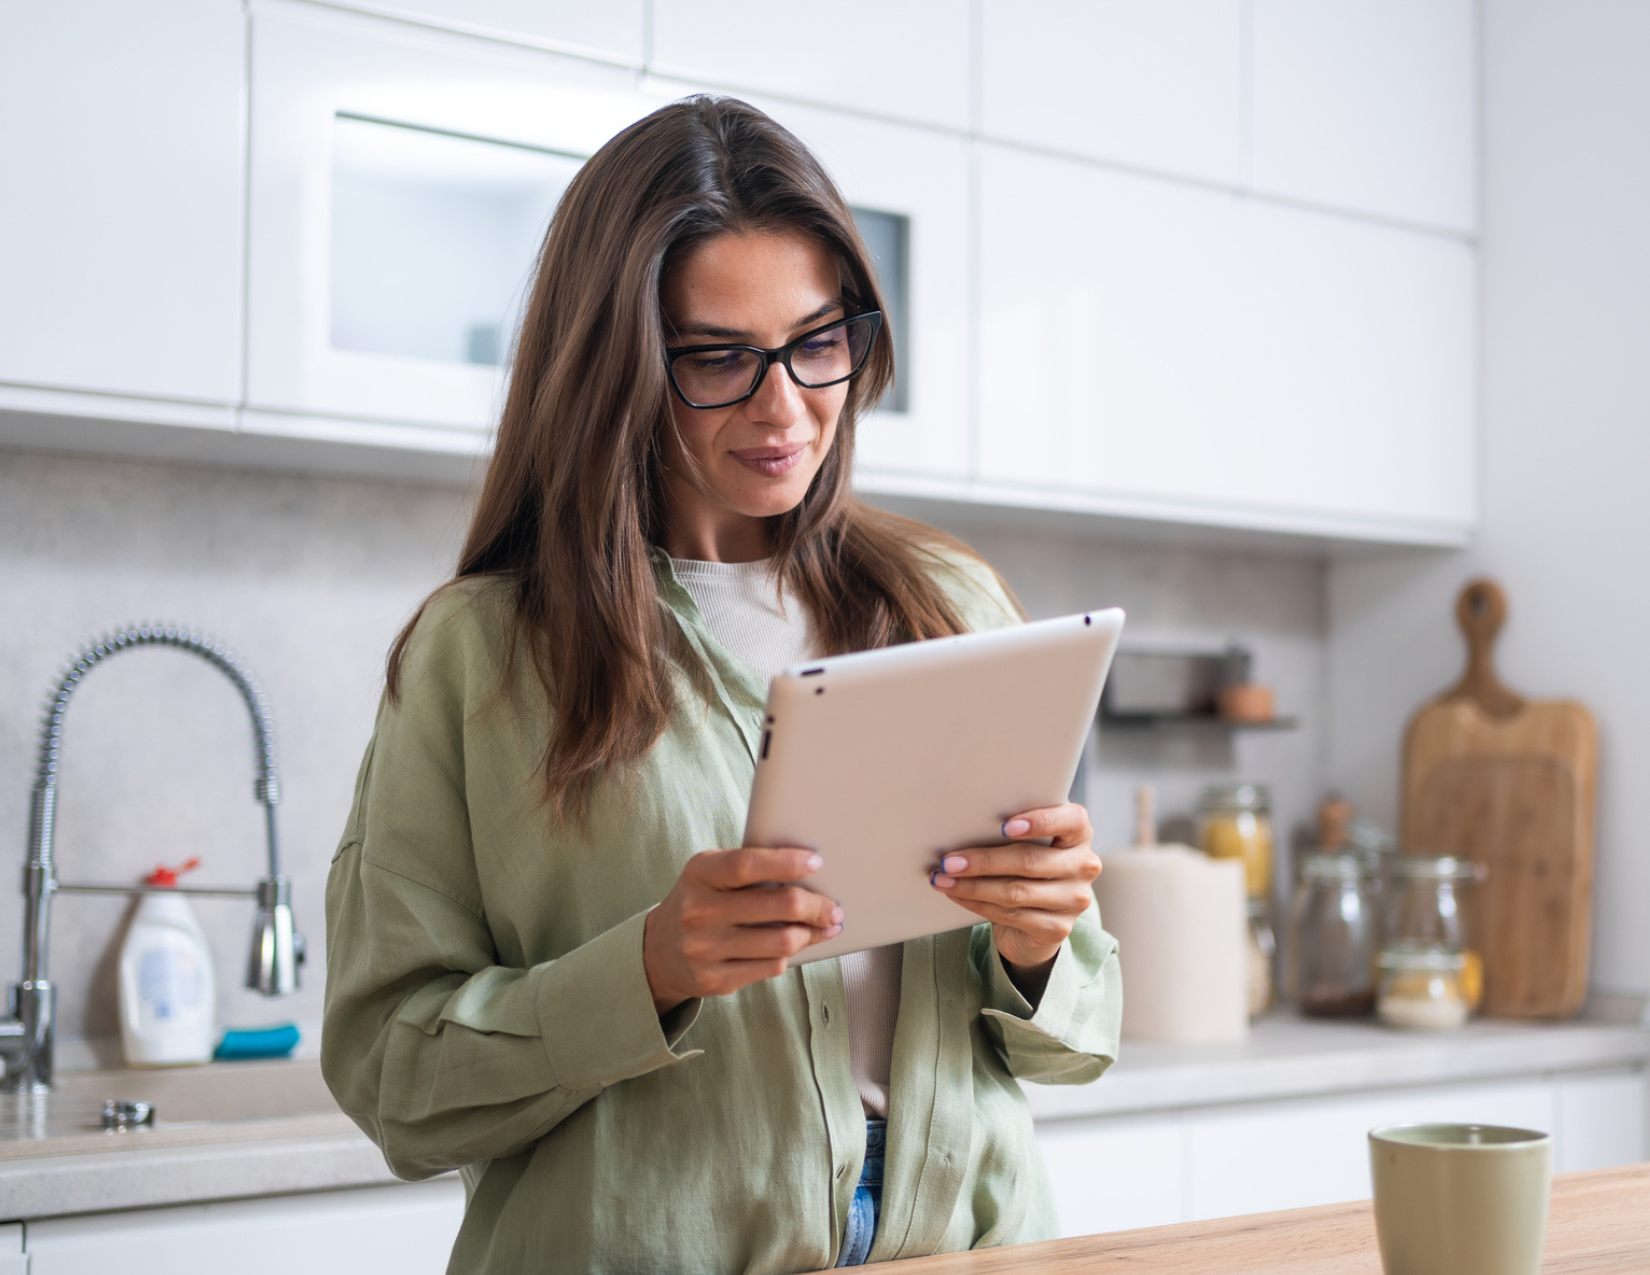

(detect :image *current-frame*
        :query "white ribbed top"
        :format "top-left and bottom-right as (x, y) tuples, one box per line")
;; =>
(673, 556), (903, 1117)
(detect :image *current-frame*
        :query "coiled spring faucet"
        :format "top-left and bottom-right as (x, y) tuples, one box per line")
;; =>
(0, 624), (304, 1093)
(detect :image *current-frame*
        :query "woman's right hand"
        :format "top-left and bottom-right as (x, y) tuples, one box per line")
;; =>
(643, 848), (843, 1014)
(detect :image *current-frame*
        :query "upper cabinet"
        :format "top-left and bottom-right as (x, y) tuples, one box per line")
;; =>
(979, 0), (1244, 188)
(0, 0), (244, 406)
(324, 1), (645, 64)
(0, 0), (1481, 547)
(1249, 0), (1478, 233)
(650, 0), (971, 131)
(244, 1), (652, 442)
(978, 145), (1476, 540)
(729, 97), (971, 483)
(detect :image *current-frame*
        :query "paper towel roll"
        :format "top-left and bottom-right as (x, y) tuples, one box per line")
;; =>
(1096, 845), (1248, 1044)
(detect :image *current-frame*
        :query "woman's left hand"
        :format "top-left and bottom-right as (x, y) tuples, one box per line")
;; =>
(929, 802), (1101, 982)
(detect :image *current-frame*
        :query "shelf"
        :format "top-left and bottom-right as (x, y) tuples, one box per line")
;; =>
(1099, 712), (1299, 731)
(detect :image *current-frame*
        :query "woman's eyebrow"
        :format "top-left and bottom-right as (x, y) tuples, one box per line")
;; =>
(673, 298), (846, 343)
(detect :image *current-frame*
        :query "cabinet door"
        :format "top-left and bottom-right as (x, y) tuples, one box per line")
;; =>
(1036, 1111), (1186, 1238)
(1555, 1067), (1648, 1174)
(650, 0), (970, 131)
(980, 0), (1243, 187)
(245, 1), (650, 437)
(329, 1), (645, 63)
(978, 144), (1475, 540)
(0, 0), (244, 405)
(1186, 1078), (1554, 1220)
(26, 1179), (465, 1275)
(0, 1224), (23, 1275)
(737, 97), (970, 483)
(1250, 0), (1477, 233)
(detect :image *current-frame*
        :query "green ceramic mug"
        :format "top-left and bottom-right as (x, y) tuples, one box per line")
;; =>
(1369, 1124), (1553, 1275)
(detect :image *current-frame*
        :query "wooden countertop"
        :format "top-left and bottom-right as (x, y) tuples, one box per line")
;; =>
(844, 1162), (1650, 1273)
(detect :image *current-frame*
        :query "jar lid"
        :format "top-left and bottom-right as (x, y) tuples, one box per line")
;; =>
(1392, 855), (1484, 882)
(1300, 853), (1366, 880)
(1198, 783), (1271, 812)
(1378, 947), (1467, 971)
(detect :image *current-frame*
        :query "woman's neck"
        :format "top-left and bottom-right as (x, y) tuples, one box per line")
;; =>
(662, 506), (772, 563)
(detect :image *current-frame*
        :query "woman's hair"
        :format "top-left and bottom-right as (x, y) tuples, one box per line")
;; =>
(389, 95), (1011, 818)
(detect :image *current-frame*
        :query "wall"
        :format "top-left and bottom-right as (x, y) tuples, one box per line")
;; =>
(1325, 0), (1650, 997)
(0, 449), (472, 1056)
(0, 448), (1326, 1057)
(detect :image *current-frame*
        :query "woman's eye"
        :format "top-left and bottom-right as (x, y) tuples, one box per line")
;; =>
(689, 353), (740, 373)
(800, 334), (844, 357)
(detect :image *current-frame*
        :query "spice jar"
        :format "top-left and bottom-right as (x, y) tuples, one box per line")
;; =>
(1198, 784), (1273, 899)
(1288, 854), (1379, 1017)
(1388, 855), (1485, 1010)
(1376, 949), (1469, 1031)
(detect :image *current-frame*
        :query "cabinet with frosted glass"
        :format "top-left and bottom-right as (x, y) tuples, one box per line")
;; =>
(243, 0), (652, 449)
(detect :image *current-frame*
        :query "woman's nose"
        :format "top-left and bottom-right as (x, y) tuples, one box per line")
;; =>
(745, 359), (807, 428)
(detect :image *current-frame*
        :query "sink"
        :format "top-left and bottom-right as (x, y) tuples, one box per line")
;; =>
(0, 1059), (356, 1160)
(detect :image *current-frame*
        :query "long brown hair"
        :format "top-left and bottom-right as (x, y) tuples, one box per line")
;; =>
(389, 95), (1007, 817)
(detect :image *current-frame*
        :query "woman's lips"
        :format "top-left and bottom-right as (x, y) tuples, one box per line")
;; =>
(731, 443), (807, 478)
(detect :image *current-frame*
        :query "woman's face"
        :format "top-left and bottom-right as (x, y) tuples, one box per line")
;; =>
(658, 229), (850, 562)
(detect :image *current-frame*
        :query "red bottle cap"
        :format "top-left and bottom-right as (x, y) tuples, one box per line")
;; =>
(144, 857), (201, 888)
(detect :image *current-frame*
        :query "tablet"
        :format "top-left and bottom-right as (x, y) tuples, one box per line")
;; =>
(742, 608), (1125, 964)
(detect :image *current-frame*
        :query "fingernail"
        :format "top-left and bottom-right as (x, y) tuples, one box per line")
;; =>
(825, 923), (843, 938)
(830, 906), (844, 925)
(932, 873), (956, 890)
(805, 853), (823, 872)
(942, 855), (968, 875)
(1003, 819), (1031, 837)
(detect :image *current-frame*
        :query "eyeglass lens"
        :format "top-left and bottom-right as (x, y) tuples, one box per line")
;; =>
(670, 316), (877, 408)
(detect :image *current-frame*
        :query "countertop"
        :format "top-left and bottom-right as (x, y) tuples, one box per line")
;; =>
(801, 1161), (1650, 1273)
(1021, 1011), (1650, 1122)
(3, 1013), (1647, 1221)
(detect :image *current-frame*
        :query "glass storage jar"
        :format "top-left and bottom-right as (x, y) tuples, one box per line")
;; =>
(1198, 784), (1273, 899)
(1376, 949), (1470, 1031)
(1288, 854), (1379, 1017)
(1247, 897), (1276, 1018)
(1388, 855), (1485, 1010)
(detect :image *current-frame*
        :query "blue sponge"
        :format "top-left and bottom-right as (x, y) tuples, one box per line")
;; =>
(214, 1023), (301, 1060)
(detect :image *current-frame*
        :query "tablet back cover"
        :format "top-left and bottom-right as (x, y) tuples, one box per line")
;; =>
(743, 609), (1123, 964)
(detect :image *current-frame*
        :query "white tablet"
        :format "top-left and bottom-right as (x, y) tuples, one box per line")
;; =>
(742, 608), (1125, 964)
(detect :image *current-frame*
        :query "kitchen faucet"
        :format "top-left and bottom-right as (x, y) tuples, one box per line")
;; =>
(0, 624), (304, 1093)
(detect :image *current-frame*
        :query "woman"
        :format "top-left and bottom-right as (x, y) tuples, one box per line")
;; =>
(323, 96), (1121, 1274)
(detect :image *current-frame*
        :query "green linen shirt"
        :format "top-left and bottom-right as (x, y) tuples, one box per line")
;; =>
(323, 548), (1122, 1275)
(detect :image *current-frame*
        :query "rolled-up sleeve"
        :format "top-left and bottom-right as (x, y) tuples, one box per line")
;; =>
(973, 900), (1121, 1085)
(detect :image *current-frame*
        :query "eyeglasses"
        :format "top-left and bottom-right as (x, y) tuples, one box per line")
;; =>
(664, 312), (882, 410)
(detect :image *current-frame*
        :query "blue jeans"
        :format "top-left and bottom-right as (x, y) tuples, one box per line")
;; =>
(835, 1120), (886, 1267)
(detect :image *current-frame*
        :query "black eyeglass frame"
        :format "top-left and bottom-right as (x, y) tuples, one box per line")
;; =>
(662, 311), (883, 410)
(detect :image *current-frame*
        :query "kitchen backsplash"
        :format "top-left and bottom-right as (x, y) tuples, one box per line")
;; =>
(0, 446), (1325, 1057)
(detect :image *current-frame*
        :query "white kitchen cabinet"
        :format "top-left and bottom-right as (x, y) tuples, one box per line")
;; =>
(979, 0), (1244, 188)
(650, 0), (971, 132)
(323, 0), (646, 64)
(1033, 1066), (1648, 1239)
(1555, 1069), (1649, 1174)
(978, 144), (1476, 543)
(25, 1179), (464, 1275)
(0, 0), (244, 407)
(1038, 1110), (1186, 1239)
(724, 95), (971, 483)
(245, 0), (653, 443)
(1249, 0), (1478, 233)
(1185, 1078), (1552, 1220)
(0, 1224), (23, 1275)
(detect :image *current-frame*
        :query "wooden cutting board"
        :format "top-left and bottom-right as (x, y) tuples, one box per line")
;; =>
(1400, 579), (1597, 1019)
